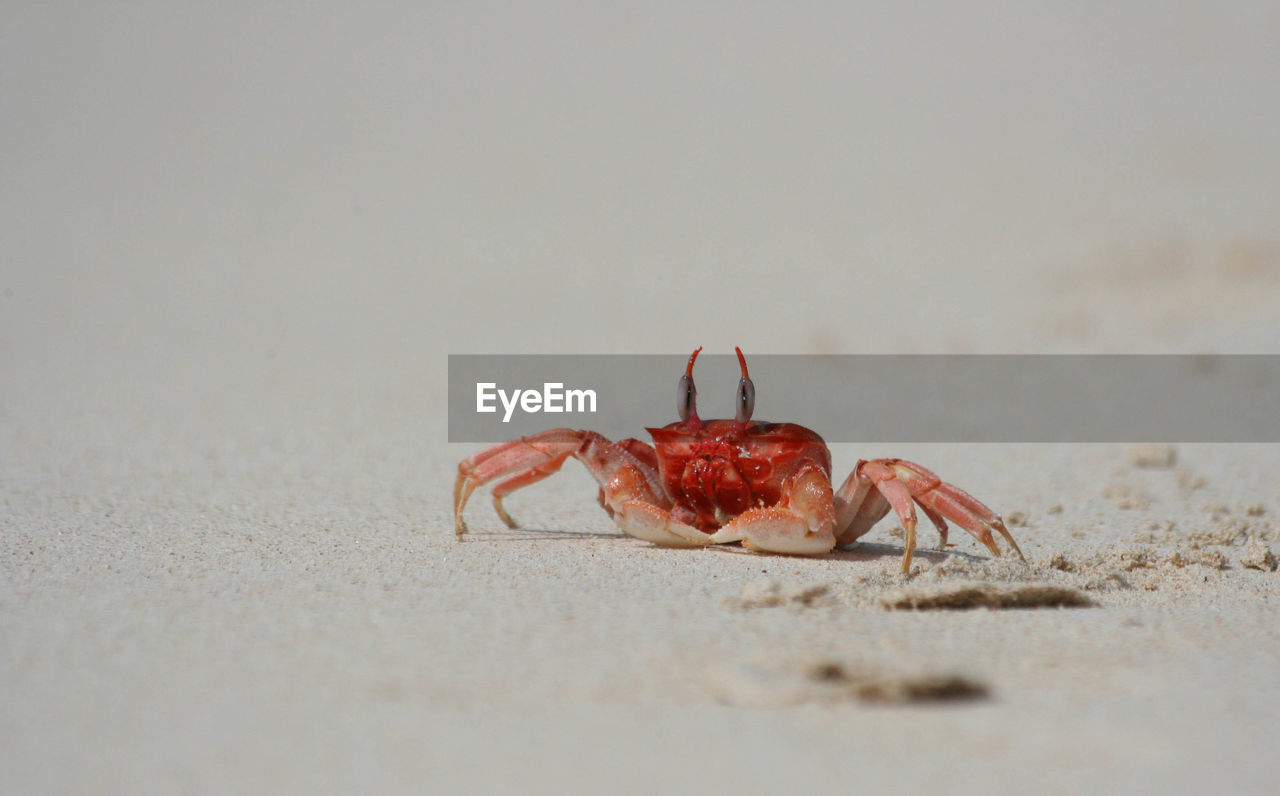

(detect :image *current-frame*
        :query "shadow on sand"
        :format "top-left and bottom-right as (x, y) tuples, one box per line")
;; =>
(461, 528), (992, 566)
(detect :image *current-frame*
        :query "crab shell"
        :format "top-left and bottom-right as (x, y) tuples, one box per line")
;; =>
(646, 420), (829, 531)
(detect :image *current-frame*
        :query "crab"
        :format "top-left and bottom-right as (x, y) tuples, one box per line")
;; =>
(453, 347), (1024, 574)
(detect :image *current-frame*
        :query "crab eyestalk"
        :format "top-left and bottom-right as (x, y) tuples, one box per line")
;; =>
(734, 346), (755, 425)
(677, 346), (702, 425)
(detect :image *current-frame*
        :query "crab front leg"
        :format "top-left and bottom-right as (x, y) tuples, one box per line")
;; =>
(454, 429), (708, 547)
(708, 461), (837, 555)
(833, 458), (1024, 574)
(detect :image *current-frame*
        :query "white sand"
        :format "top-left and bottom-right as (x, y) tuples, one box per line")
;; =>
(4, 4), (1280, 793)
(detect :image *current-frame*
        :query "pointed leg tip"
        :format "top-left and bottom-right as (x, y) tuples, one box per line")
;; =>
(993, 520), (1026, 561)
(493, 498), (520, 529)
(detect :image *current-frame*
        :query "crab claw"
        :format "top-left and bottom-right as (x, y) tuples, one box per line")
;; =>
(709, 462), (837, 555)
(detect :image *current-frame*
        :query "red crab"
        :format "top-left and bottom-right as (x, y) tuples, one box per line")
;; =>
(454, 347), (1024, 573)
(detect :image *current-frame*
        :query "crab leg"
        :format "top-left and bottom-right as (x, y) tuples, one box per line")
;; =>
(708, 461), (837, 555)
(919, 503), (950, 549)
(834, 458), (1023, 574)
(488, 454), (573, 528)
(454, 430), (584, 533)
(454, 429), (708, 547)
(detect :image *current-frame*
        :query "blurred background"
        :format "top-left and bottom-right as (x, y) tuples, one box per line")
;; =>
(5, 5), (1280, 790)
(4, 1), (1278, 438)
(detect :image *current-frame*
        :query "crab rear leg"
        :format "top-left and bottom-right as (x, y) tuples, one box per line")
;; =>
(454, 429), (582, 534)
(454, 429), (708, 547)
(834, 458), (1023, 574)
(708, 461), (837, 555)
(487, 455), (572, 528)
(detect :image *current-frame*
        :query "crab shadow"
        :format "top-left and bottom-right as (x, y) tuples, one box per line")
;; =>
(464, 527), (990, 567)
(831, 541), (988, 567)
(704, 539), (988, 567)
(457, 527), (620, 543)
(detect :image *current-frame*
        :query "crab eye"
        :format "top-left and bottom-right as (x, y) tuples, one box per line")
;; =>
(677, 374), (697, 421)
(678, 346), (702, 423)
(735, 375), (755, 423)
(733, 346), (755, 424)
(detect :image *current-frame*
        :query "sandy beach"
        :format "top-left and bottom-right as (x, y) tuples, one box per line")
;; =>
(4, 3), (1280, 793)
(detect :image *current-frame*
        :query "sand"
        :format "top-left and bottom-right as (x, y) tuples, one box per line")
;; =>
(7, 416), (1280, 793)
(5, 4), (1280, 794)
